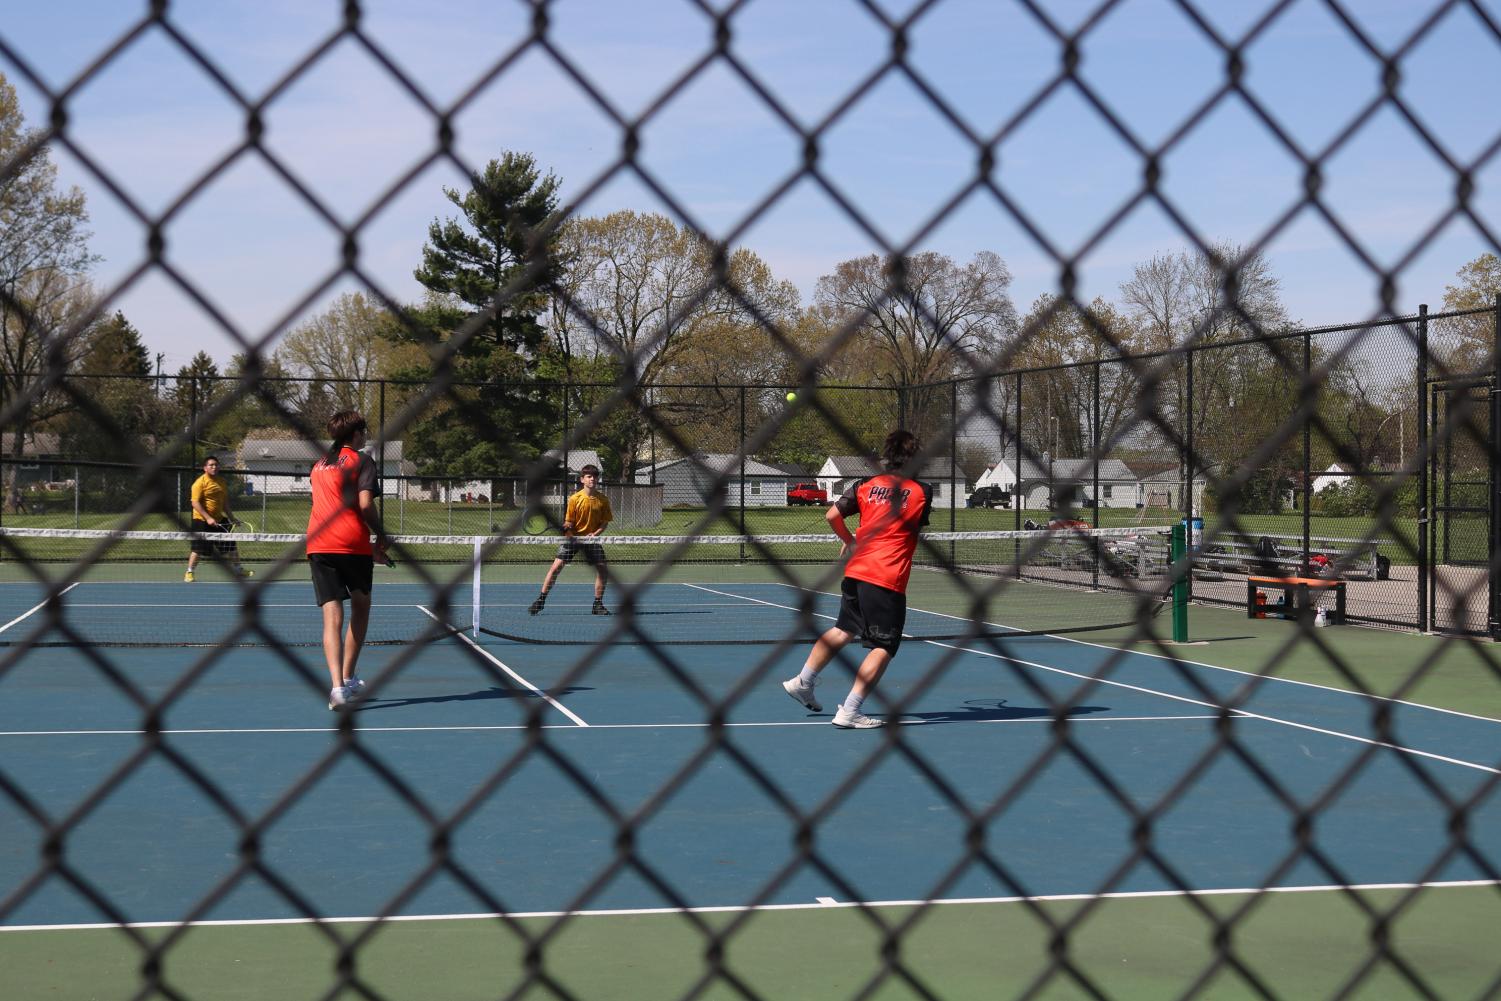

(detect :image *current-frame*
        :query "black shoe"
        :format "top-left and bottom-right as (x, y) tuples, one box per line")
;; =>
(529, 595), (546, 615)
(592, 600), (610, 616)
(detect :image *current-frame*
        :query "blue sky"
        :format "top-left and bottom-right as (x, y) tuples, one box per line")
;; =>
(3, 0), (1499, 370)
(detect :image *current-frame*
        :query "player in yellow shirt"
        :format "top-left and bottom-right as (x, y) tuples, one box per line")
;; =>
(529, 464), (612, 616)
(185, 455), (252, 581)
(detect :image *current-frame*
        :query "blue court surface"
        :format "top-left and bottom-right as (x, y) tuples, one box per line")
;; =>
(1, 576), (1498, 930)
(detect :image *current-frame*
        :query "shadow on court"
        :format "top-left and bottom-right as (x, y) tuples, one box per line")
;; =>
(354, 686), (594, 712)
(895, 699), (1112, 725)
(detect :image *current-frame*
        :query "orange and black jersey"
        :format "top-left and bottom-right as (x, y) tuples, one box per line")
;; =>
(834, 474), (932, 593)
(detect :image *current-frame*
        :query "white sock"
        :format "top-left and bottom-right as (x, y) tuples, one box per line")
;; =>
(798, 667), (818, 687)
(843, 691), (867, 714)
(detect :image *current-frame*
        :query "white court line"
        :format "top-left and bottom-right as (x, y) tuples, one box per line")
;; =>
(0, 583), (80, 635)
(0, 582), (81, 635)
(0, 716), (1225, 738)
(771, 580), (1501, 728)
(4, 878), (1494, 933)
(416, 606), (589, 728)
(690, 583), (1501, 775)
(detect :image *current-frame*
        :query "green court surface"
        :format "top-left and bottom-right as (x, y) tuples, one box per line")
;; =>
(4, 886), (1498, 999)
(1091, 601), (1501, 722)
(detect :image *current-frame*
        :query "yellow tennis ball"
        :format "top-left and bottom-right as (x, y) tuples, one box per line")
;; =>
(786, 392), (797, 402)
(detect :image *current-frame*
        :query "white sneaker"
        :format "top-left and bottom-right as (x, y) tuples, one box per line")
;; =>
(782, 677), (821, 713)
(832, 704), (883, 729)
(344, 677), (366, 698)
(328, 686), (350, 710)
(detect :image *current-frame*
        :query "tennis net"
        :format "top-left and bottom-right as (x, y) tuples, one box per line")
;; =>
(0, 524), (1182, 647)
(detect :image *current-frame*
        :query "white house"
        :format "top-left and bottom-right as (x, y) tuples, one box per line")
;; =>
(816, 454), (969, 509)
(1312, 463), (1348, 493)
(1130, 463), (1209, 512)
(237, 436), (419, 497)
(633, 453), (790, 507)
(981, 457), (1141, 510)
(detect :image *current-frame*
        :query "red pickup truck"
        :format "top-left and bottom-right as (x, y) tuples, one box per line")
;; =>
(786, 482), (828, 506)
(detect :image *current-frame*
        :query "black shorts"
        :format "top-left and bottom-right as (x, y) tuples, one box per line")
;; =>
(834, 577), (907, 654)
(308, 553), (374, 605)
(554, 539), (607, 566)
(190, 520), (236, 557)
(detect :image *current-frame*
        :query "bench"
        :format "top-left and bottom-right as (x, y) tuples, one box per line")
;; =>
(1196, 533), (1391, 581)
(1246, 575), (1346, 624)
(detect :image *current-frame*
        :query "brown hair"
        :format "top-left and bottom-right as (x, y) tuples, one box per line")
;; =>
(325, 411), (368, 463)
(880, 429), (920, 471)
(579, 464), (600, 479)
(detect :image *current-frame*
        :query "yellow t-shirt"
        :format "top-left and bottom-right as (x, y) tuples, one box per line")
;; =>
(191, 474), (228, 521)
(564, 489), (612, 537)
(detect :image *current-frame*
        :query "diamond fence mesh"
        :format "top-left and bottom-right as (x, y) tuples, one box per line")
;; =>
(2, 2), (1500, 999)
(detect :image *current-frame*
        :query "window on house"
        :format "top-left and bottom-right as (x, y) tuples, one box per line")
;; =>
(1102, 484), (1113, 499)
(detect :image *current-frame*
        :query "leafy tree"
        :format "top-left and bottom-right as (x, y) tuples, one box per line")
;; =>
(401, 154), (561, 476)
(60, 311), (158, 458)
(813, 251), (1017, 443)
(1010, 295), (1140, 460)
(275, 291), (427, 416)
(1437, 253), (1500, 376)
(1119, 242), (1297, 508)
(0, 71), (98, 504)
(548, 211), (802, 473)
(217, 351), (305, 453)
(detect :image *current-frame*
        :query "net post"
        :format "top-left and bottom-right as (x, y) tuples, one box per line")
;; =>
(472, 537), (482, 639)
(1171, 523), (1188, 643)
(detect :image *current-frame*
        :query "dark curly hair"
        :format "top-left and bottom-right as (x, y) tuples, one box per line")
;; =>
(880, 429), (920, 471)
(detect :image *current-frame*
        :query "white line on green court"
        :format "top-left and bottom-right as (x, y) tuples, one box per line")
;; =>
(416, 606), (589, 727)
(3, 878), (1494, 932)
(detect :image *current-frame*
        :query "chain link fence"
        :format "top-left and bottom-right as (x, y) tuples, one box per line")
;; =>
(2, 2), (1500, 999)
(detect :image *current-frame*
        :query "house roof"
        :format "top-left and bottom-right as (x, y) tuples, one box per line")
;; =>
(239, 436), (408, 467)
(0, 432), (62, 456)
(821, 455), (880, 476)
(542, 448), (603, 473)
(1008, 458), (1136, 482)
(638, 453), (789, 477)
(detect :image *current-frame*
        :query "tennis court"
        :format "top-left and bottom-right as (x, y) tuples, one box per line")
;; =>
(3, 545), (1498, 999)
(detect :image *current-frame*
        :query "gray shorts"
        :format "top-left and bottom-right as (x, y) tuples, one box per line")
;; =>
(555, 539), (607, 566)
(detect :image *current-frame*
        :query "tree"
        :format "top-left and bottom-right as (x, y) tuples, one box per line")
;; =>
(275, 291), (428, 418)
(549, 210), (801, 472)
(0, 71), (98, 503)
(402, 154), (561, 477)
(813, 251), (1017, 442)
(1008, 295), (1141, 462)
(60, 311), (158, 458)
(1119, 242), (1295, 508)
(1438, 253), (1500, 375)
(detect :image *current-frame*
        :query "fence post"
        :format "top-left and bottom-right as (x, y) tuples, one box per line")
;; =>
(1418, 304), (1429, 633)
(1302, 327), (1312, 575)
(378, 379), (386, 525)
(74, 463), (79, 529)
(1092, 360), (1101, 531)
(739, 385), (747, 561)
(1014, 372), (1022, 533)
(1184, 344), (1194, 602)
(190, 378), (198, 469)
(949, 380), (957, 535)
(1492, 295), (1500, 639)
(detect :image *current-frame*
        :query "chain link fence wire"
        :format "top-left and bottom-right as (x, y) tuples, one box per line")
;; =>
(2, 1), (1500, 998)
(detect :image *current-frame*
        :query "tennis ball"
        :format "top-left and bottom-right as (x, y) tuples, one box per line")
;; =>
(786, 392), (797, 402)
